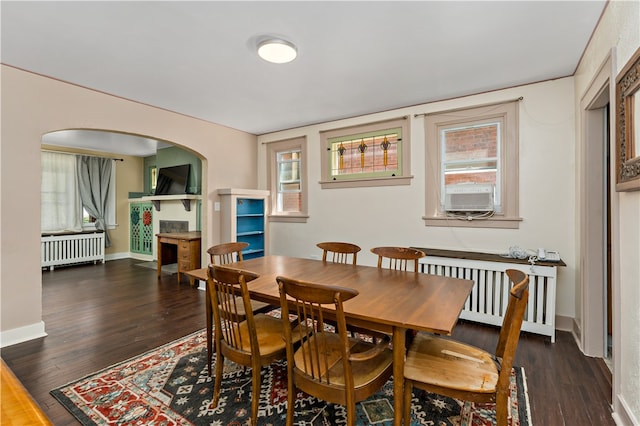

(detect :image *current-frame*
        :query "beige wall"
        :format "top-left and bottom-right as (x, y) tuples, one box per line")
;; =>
(574, 1), (640, 424)
(112, 156), (145, 256)
(259, 78), (578, 319)
(0, 65), (258, 345)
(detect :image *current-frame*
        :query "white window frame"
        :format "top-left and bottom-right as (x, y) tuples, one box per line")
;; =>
(440, 121), (502, 212)
(276, 149), (301, 212)
(320, 117), (412, 188)
(424, 100), (522, 228)
(266, 136), (308, 223)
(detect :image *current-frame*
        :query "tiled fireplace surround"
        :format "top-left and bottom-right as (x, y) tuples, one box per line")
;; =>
(159, 220), (189, 233)
(145, 196), (200, 260)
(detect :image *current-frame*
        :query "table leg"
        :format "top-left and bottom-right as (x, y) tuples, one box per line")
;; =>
(393, 326), (406, 426)
(206, 283), (213, 376)
(156, 239), (162, 280)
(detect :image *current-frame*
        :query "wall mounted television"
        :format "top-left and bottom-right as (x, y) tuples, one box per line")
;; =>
(154, 164), (191, 195)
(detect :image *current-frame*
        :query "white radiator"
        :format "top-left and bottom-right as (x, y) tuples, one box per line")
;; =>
(41, 232), (105, 270)
(420, 256), (558, 342)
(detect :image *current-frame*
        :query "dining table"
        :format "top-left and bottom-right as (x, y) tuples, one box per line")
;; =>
(185, 255), (473, 426)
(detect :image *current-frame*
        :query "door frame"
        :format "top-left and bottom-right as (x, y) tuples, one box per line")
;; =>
(579, 50), (617, 360)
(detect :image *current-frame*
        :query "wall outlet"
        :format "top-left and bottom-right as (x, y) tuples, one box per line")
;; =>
(214, 202), (220, 211)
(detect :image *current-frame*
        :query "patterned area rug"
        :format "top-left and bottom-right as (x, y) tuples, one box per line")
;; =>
(51, 329), (531, 425)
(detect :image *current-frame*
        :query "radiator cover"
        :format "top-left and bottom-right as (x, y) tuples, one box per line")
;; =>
(41, 232), (105, 270)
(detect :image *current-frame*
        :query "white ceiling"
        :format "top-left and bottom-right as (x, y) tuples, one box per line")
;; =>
(2, 1), (606, 156)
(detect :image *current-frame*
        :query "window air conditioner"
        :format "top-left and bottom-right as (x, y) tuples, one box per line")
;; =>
(444, 184), (494, 212)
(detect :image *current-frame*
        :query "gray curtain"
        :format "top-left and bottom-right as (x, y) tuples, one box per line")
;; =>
(77, 156), (113, 247)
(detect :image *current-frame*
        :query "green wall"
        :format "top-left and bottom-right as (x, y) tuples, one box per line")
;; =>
(143, 146), (202, 195)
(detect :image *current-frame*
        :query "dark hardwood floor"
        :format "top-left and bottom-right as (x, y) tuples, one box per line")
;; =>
(2, 259), (614, 425)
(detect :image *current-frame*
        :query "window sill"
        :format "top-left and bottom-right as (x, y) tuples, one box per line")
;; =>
(423, 215), (522, 229)
(82, 224), (117, 231)
(268, 214), (309, 223)
(320, 175), (413, 189)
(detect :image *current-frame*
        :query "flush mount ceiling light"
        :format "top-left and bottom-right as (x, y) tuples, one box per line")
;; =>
(257, 39), (297, 64)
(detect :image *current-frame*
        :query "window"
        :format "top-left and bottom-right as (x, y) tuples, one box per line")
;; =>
(41, 151), (117, 232)
(424, 100), (521, 228)
(266, 137), (308, 222)
(328, 129), (401, 178)
(320, 117), (412, 188)
(441, 122), (501, 210)
(83, 208), (97, 225)
(276, 150), (302, 212)
(150, 166), (157, 193)
(41, 151), (83, 232)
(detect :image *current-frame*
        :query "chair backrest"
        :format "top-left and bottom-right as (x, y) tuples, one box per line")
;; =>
(494, 269), (529, 391)
(207, 264), (260, 351)
(207, 241), (249, 265)
(277, 275), (359, 387)
(316, 242), (361, 265)
(370, 246), (425, 272)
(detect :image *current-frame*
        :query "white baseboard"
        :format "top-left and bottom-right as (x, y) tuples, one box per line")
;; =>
(555, 314), (573, 332)
(568, 317), (583, 351)
(105, 252), (155, 262)
(614, 392), (639, 425)
(0, 321), (47, 348)
(105, 252), (133, 261)
(128, 253), (154, 262)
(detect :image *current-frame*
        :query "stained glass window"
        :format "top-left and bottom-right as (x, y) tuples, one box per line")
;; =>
(328, 128), (402, 180)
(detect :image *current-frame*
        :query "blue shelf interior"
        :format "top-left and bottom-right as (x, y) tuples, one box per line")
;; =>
(236, 198), (265, 259)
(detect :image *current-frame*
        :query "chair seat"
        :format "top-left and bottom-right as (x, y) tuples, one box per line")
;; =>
(294, 334), (393, 389)
(223, 296), (271, 317)
(404, 332), (499, 394)
(234, 313), (296, 355)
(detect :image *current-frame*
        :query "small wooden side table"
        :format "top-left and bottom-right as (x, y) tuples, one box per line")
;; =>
(156, 231), (201, 286)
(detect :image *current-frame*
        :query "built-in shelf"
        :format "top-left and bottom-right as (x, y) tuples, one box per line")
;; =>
(237, 231), (264, 236)
(218, 188), (270, 260)
(139, 194), (201, 212)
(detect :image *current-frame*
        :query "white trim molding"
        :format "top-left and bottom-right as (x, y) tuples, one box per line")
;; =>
(613, 393), (638, 426)
(0, 321), (47, 348)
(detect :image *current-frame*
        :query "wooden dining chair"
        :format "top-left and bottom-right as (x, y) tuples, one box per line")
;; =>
(402, 269), (529, 426)
(207, 241), (248, 264)
(207, 241), (271, 317)
(316, 241), (361, 265)
(366, 246), (426, 341)
(207, 265), (301, 426)
(370, 246), (426, 272)
(276, 275), (393, 426)
(204, 242), (273, 375)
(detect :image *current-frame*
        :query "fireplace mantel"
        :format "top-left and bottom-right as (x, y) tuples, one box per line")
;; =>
(140, 194), (201, 212)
